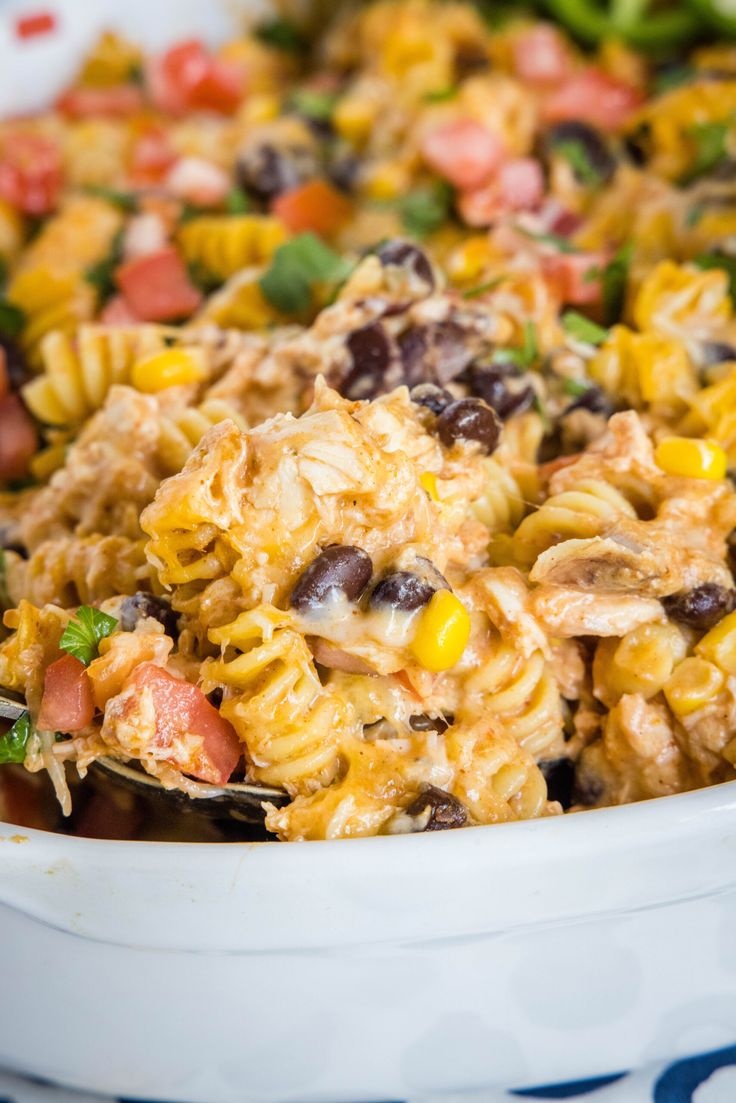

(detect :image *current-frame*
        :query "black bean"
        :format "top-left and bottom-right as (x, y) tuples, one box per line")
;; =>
(369, 571), (436, 612)
(436, 398), (501, 454)
(399, 322), (474, 387)
(236, 143), (316, 201)
(545, 121), (617, 184)
(291, 545), (373, 613)
(119, 592), (179, 637)
(662, 584), (736, 630)
(409, 383), (454, 415)
(565, 384), (614, 418)
(342, 322), (394, 400)
(573, 766), (605, 807)
(409, 713), (452, 733)
(467, 364), (535, 420)
(624, 125), (650, 167)
(702, 341), (736, 367)
(328, 152), (360, 194)
(0, 339), (30, 391)
(404, 786), (467, 830)
(539, 757), (576, 810)
(376, 239), (435, 289)
(207, 687), (224, 708)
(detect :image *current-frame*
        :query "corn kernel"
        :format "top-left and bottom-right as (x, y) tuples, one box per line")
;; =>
(240, 93), (281, 125)
(664, 657), (725, 717)
(420, 472), (439, 501)
(446, 235), (492, 283)
(131, 348), (208, 393)
(333, 97), (376, 145)
(362, 162), (409, 201)
(410, 589), (471, 673)
(696, 610), (736, 675)
(654, 437), (727, 480)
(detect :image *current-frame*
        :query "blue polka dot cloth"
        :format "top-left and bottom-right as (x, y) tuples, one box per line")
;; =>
(2, 1045), (736, 1103)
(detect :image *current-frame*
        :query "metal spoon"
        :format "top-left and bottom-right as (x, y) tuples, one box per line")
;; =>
(0, 691), (288, 824)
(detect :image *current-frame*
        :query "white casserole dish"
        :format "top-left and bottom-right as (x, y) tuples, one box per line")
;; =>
(2, 784), (736, 1101)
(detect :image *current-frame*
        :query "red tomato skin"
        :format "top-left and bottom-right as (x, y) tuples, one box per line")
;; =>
(38, 655), (95, 733)
(115, 247), (202, 322)
(542, 252), (606, 305)
(129, 129), (179, 185)
(147, 39), (243, 116)
(0, 133), (62, 215)
(458, 158), (543, 226)
(512, 25), (571, 85)
(56, 85), (143, 119)
(421, 119), (505, 191)
(270, 179), (351, 236)
(99, 295), (141, 326)
(542, 69), (643, 131)
(130, 663), (241, 785)
(0, 393), (38, 482)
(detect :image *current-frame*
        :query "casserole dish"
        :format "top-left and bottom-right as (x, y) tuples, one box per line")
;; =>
(2, 783), (736, 1101)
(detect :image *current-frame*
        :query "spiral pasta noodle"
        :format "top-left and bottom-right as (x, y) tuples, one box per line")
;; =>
(178, 215), (288, 281)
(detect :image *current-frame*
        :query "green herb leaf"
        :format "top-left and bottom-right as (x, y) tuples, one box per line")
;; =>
(600, 242), (632, 326)
(0, 298), (26, 341)
(562, 310), (609, 346)
(694, 253), (736, 305)
(423, 86), (458, 103)
(564, 377), (593, 397)
(681, 118), (731, 185)
(398, 182), (453, 239)
(685, 203), (705, 228)
(84, 231), (123, 304)
(82, 184), (138, 212)
(0, 711), (32, 765)
(255, 18), (308, 54)
(289, 88), (338, 121)
(259, 232), (354, 314)
(225, 187), (250, 215)
(554, 140), (602, 188)
(187, 260), (221, 295)
(516, 226), (578, 254)
(496, 321), (539, 369)
(462, 277), (504, 299)
(59, 606), (118, 667)
(654, 65), (694, 95)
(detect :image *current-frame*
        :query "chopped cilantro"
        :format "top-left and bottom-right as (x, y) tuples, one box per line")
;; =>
(423, 86), (458, 103)
(462, 277), (504, 299)
(681, 118), (732, 185)
(564, 377), (594, 397)
(255, 18), (308, 54)
(0, 299), (26, 341)
(654, 65), (694, 95)
(82, 184), (138, 212)
(84, 231), (123, 304)
(562, 310), (609, 346)
(694, 253), (736, 305)
(0, 710), (32, 765)
(258, 232), (354, 314)
(516, 226), (578, 254)
(187, 260), (221, 295)
(554, 140), (602, 188)
(600, 242), (632, 326)
(496, 321), (539, 369)
(685, 204), (705, 228)
(59, 605), (118, 667)
(398, 182), (453, 239)
(226, 187), (250, 214)
(289, 88), (338, 121)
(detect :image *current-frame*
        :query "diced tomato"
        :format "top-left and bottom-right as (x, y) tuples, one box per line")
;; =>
(0, 393), (37, 482)
(129, 128), (179, 185)
(56, 84), (144, 119)
(165, 156), (230, 207)
(271, 178), (352, 236)
(38, 655), (95, 734)
(129, 663), (241, 786)
(115, 247), (202, 322)
(542, 69), (643, 132)
(146, 39), (244, 116)
(420, 119), (505, 191)
(458, 157), (544, 226)
(0, 132), (62, 216)
(15, 10), (56, 39)
(542, 251), (606, 305)
(512, 25), (572, 85)
(99, 295), (141, 325)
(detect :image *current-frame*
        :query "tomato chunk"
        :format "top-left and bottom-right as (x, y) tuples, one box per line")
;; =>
(147, 39), (244, 116)
(129, 128), (179, 185)
(99, 295), (141, 326)
(129, 664), (241, 785)
(57, 84), (144, 119)
(421, 119), (505, 191)
(38, 655), (95, 733)
(542, 69), (643, 131)
(458, 157), (544, 226)
(512, 25), (571, 85)
(542, 251), (606, 305)
(271, 179), (351, 236)
(0, 132), (62, 215)
(115, 247), (202, 322)
(0, 393), (38, 482)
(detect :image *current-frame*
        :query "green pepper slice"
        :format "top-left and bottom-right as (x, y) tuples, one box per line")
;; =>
(542, 0), (700, 49)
